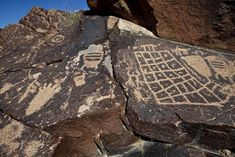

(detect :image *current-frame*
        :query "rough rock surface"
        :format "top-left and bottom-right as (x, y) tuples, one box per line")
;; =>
(0, 7), (234, 157)
(87, 0), (157, 34)
(113, 35), (235, 150)
(88, 0), (235, 52)
(0, 112), (60, 157)
(0, 7), (126, 157)
(147, 0), (235, 53)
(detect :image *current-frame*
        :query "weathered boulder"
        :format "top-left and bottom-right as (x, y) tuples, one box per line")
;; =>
(87, 0), (235, 52)
(86, 0), (157, 33)
(0, 7), (234, 157)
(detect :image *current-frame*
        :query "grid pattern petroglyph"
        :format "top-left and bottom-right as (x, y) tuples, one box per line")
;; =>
(134, 45), (230, 106)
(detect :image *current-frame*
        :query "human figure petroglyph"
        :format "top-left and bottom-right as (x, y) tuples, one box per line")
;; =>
(66, 44), (104, 71)
(133, 44), (235, 106)
(83, 45), (104, 69)
(64, 44), (105, 90)
(31, 38), (45, 51)
(51, 35), (65, 43)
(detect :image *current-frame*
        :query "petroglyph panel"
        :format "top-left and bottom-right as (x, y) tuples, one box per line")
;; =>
(0, 42), (122, 128)
(114, 37), (235, 150)
(133, 44), (235, 106)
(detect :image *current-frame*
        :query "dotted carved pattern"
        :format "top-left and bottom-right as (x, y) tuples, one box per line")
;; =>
(134, 45), (231, 106)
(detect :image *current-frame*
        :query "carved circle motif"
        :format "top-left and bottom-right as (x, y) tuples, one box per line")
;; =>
(51, 35), (65, 43)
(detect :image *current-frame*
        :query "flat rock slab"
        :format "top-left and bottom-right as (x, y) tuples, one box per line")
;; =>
(0, 43), (123, 129)
(113, 36), (235, 149)
(0, 112), (60, 157)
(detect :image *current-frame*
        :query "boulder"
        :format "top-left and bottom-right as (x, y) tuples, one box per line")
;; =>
(87, 0), (235, 52)
(93, 130), (225, 157)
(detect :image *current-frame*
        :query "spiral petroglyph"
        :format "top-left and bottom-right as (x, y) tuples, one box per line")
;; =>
(51, 35), (65, 43)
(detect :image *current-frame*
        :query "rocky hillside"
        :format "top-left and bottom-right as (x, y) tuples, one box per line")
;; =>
(0, 5), (234, 157)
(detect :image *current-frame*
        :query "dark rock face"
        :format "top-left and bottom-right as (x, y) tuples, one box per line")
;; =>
(113, 35), (235, 150)
(94, 130), (225, 157)
(147, 0), (235, 53)
(0, 6), (234, 157)
(88, 0), (235, 52)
